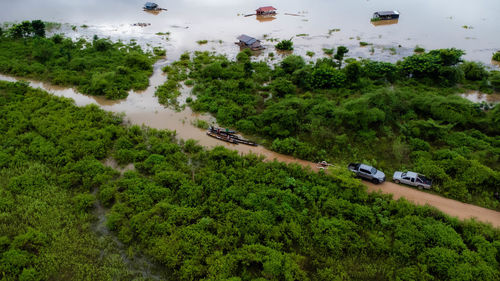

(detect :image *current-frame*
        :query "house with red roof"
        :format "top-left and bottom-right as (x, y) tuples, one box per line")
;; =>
(256, 6), (277, 15)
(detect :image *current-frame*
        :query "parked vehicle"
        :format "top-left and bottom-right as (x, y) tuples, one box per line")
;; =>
(348, 163), (386, 184)
(393, 171), (432, 189)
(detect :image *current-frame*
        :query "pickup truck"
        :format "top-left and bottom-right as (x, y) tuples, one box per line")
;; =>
(348, 163), (386, 184)
(392, 171), (432, 189)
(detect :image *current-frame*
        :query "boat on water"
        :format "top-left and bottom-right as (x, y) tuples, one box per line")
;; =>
(206, 131), (239, 144)
(208, 126), (238, 135)
(206, 128), (257, 146)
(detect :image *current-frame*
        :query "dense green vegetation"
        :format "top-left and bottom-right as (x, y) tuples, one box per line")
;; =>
(0, 81), (162, 280)
(160, 49), (500, 209)
(2, 80), (499, 280)
(0, 21), (155, 99)
(493, 51), (500, 62)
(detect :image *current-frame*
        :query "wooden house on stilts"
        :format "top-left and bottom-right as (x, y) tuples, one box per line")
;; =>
(256, 6), (277, 15)
(236, 35), (265, 50)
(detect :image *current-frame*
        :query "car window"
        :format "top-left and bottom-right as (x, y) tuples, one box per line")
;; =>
(360, 168), (370, 174)
(371, 168), (377, 174)
(411, 178), (415, 182)
(403, 177), (410, 180)
(401, 172), (407, 177)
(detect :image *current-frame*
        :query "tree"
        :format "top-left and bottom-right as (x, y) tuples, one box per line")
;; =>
(345, 61), (361, 84)
(31, 20), (45, 37)
(334, 46), (349, 68)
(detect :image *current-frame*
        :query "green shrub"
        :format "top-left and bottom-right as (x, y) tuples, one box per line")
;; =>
(414, 46), (425, 53)
(493, 51), (500, 62)
(275, 39), (293, 51)
(153, 47), (166, 56)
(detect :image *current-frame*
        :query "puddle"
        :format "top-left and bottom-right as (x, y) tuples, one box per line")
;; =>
(460, 91), (500, 104)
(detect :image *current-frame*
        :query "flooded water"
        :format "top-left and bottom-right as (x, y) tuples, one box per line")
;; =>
(460, 91), (500, 104)
(1, 0), (499, 66)
(0, 62), (320, 171)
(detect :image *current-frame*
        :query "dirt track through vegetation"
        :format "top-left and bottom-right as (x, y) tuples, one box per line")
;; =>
(364, 181), (500, 227)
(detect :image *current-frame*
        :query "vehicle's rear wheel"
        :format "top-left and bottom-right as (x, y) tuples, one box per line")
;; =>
(394, 179), (400, 184)
(372, 179), (380, 184)
(417, 185), (423, 190)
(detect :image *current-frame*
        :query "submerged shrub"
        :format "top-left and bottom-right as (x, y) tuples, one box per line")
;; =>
(275, 39), (293, 51)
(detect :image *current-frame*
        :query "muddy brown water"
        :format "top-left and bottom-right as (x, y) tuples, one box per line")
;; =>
(2, 0), (500, 66)
(1, 63), (499, 228)
(460, 91), (500, 104)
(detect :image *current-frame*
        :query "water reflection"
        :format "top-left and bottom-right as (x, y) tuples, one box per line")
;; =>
(371, 19), (399, 27)
(256, 15), (277, 22)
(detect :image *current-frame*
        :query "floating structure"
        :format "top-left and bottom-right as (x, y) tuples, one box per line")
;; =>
(143, 2), (167, 12)
(236, 34), (265, 50)
(256, 6), (277, 15)
(372, 11), (400, 20)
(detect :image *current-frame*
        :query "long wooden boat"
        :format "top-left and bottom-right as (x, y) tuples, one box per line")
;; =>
(206, 131), (238, 144)
(230, 135), (258, 146)
(209, 126), (238, 135)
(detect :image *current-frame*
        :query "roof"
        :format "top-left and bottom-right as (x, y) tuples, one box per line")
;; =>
(256, 6), (277, 12)
(144, 2), (158, 8)
(375, 11), (399, 16)
(237, 34), (258, 45)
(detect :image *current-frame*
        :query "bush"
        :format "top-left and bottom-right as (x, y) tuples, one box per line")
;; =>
(460, 61), (488, 81)
(275, 39), (293, 51)
(414, 46), (425, 53)
(493, 51), (500, 62)
(153, 47), (166, 56)
(280, 55), (305, 74)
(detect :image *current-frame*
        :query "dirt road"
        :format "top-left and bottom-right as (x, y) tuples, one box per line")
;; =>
(285, 160), (500, 228)
(365, 181), (500, 228)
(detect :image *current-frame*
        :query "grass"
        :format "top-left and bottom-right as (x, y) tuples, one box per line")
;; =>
(192, 119), (210, 129)
(196, 40), (208, 45)
(44, 21), (61, 31)
(322, 48), (334, 55)
(328, 28), (341, 34)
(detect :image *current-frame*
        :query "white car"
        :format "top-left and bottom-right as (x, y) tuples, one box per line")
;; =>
(393, 171), (432, 189)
